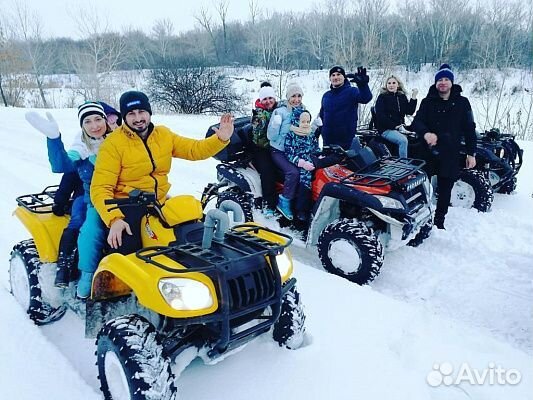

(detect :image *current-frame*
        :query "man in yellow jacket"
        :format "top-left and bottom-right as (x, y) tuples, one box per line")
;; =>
(91, 90), (233, 253)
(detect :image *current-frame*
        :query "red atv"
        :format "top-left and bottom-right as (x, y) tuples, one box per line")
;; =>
(202, 117), (434, 285)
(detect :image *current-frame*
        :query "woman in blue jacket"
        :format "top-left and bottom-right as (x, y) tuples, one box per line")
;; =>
(26, 102), (110, 297)
(374, 75), (418, 158)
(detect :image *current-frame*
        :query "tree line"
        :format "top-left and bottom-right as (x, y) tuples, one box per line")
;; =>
(0, 0), (531, 107)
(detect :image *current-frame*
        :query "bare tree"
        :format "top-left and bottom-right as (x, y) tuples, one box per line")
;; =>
(195, 7), (220, 63)
(216, 0), (230, 62)
(12, 0), (52, 107)
(249, 0), (259, 25)
(151, 18), (175, 62)
(69, 5), (127, 101)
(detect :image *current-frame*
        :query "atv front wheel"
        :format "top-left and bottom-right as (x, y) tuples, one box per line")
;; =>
(497, 176), (517, 194)
(96, 315), (176, 400)
(9, 240), (66, 325)
(272, 286), (306, 349)
(317, 219), (383, 285)
(216, 188), (254, 222)
(450, 169), (493, 212)
(407, 219), (433, 247)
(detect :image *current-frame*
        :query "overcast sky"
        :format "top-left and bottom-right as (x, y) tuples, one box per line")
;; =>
(3, 0), (318, 39)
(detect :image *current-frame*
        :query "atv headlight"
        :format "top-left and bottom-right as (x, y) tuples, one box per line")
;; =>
(275, 251), (292, 279)
(374, 195), (404, 209)
(158, 278), (213, 310)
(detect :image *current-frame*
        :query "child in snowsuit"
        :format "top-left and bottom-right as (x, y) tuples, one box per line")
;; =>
(284, 109), (320, 221)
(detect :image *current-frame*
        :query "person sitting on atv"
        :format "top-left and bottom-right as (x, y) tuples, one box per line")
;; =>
(284, 109), (321, 222)
(374, 75), (418, 158)
(267, 82), (322, 220)
(250, 85), (279, 217)
(25, 102), (111, 293)
(90, 90), (234, 261)
(99, 101), (122, 130)
(411, 64), (477, 229)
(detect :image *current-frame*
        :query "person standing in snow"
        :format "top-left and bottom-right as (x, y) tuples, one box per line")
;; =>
(25, 102), (111, 294)
(250, 84), (279, 217)
(91, 90), (233, 261)
(374, 75), (418, 158)
(319, 66), (373, 150)
(267, 82), (322, 220)
(284, 109), (321, 222)
(411, 64), (477, 230)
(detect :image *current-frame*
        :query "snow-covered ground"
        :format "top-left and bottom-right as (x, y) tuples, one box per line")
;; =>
(0, 95), (532, 398)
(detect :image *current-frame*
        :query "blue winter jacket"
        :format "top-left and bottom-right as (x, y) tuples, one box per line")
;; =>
(47, 136), (95, 204)
(267, 102), (307, 151)
(319, 80), (372, 149)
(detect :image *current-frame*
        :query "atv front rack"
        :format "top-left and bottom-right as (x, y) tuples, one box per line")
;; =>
(342, 157), (426, 188)
(16, 185), (58, 213)
(136, 224), (293, 274)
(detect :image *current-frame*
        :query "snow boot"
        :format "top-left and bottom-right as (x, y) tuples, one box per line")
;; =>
(55, 228), (79, 288)
(276, 195), (293, 220)
(434, 212), (446, 230)
(76, 271), (94, 299)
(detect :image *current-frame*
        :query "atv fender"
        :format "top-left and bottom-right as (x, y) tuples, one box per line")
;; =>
(307, 183), (382, 246)
(13, 206), (68, 262)
(92, 252), (219, 318)
(217, 163), (262, 198)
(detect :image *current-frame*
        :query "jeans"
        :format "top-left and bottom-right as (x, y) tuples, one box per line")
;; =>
(382, 129), (408, 158)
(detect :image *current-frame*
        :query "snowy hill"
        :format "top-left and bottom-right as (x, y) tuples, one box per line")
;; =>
(0, 97), (532, 398)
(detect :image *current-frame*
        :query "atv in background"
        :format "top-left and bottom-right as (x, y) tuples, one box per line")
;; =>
(9, 186), (305, 400)
(203, 118), (434, 285)
(358, 121), (495, 213)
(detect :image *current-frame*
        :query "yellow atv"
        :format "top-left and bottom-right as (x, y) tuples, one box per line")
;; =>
(9, 186), (305, 400)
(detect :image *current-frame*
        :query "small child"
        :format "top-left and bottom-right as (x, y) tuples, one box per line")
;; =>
(284, 109), (320, 221)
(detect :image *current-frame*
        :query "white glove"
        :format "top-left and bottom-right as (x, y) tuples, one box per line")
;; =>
(311, 117), (323, 129)
(270, 114), (282, 127)
(25, 111), (60, 139)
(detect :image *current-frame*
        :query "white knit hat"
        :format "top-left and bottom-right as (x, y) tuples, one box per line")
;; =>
(286, 83), (303, 100)
(258, 86), (276, 101)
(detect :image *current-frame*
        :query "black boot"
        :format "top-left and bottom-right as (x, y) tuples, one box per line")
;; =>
(434, 212), (446, 230)
(55, 228), (79, 288)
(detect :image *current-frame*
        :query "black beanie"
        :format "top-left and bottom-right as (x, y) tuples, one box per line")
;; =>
(329, 66), (346, 78)
(119, 91), (152, 117)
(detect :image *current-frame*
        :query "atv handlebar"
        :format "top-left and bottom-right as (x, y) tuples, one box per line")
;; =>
(104, 190), (157, 209)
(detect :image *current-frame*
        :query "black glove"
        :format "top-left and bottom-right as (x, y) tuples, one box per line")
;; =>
(352, 66), (369, 86)
(52, 202), (67, 216)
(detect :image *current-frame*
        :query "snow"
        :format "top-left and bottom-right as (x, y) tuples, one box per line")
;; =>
(1, 81), (532, 399)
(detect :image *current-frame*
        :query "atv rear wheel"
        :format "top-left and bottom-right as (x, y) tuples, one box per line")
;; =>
(216, 188), (254, 222)
(317, 219), (383, 285)
(272, 285), (306, 349)
(9, 240), (66, 325)
(407, 219), (433, 247)
(450, 169), (493, 212)
(96, 315), (176, 400)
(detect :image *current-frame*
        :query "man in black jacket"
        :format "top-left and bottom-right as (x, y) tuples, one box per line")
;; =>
(411, 64), (477, 229)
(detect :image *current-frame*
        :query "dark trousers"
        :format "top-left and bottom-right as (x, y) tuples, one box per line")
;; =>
(435, 176), (455, 220)
(113, 206), (146, 256)
(271, 148), (299, 199)
(294, 185), (312, 213)
(251, 147), (277, 209)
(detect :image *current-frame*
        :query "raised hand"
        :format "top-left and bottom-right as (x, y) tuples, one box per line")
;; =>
(213, 113), (234, 142)
(352, 66), (369, 86)
(25, 111), (60, 139)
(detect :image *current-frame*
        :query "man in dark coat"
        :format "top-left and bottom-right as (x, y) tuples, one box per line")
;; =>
(319, 66), (373, 150)
(411, 64), (477, 229)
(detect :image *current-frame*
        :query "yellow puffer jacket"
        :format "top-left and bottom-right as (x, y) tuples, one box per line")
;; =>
(91, 123), (228, 227)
